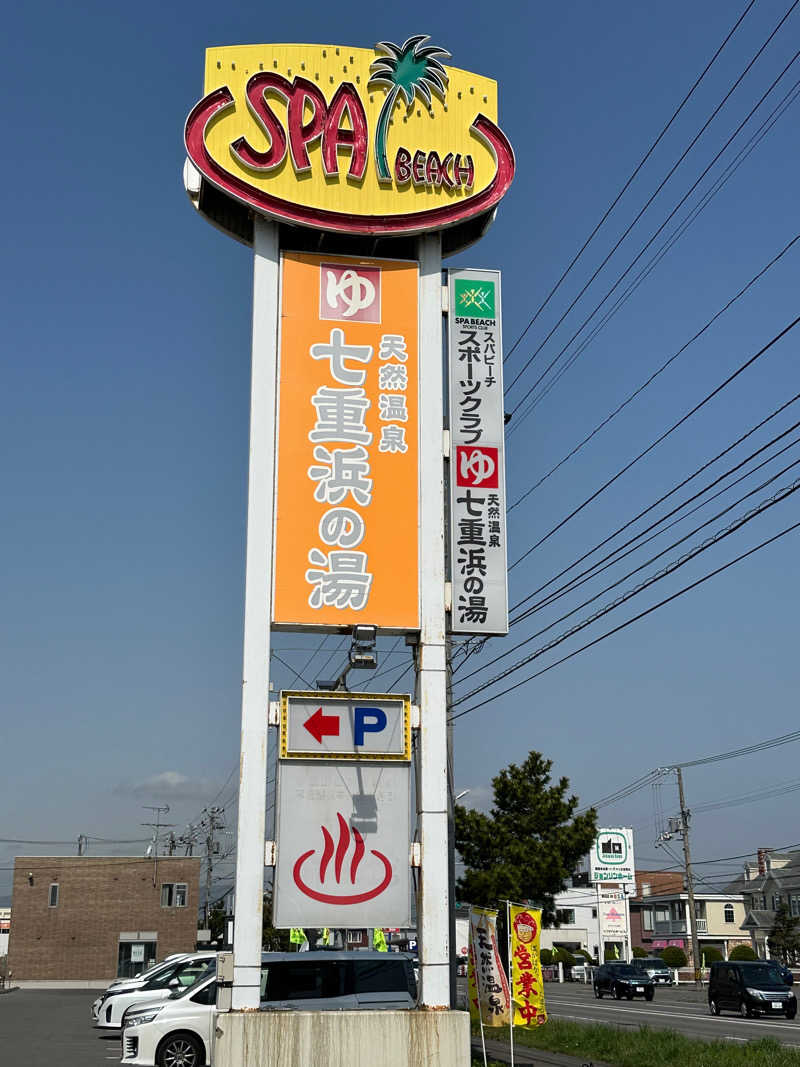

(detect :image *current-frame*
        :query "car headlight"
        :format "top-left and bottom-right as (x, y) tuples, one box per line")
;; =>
(124, 1008), (162, 1027)
(745, 988), (765, 999)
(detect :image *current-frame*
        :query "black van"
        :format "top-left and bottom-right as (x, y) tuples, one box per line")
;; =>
(708, 960), (797, 1019)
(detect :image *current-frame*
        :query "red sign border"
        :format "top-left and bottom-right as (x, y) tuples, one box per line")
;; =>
(184, 87), (515, 236)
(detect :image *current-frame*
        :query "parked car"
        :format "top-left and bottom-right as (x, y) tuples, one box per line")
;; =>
(121, 951), (418, 1066)
(708, 960), (797, 1019)
(631, 956), (672, 985)
(91, 955), (192, 1022)
(593, 963), (654, 1001)
(93, 953), (216, 1029)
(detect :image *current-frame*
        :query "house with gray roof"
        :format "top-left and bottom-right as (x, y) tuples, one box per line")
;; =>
(725, 849), (800, 958)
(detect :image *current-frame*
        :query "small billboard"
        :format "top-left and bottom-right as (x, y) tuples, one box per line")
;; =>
(590, 827), (635, 884)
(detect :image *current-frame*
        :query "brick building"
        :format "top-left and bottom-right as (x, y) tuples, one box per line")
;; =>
(8, 856), (202, 982)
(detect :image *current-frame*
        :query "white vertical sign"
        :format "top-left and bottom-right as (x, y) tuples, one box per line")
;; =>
(447, 269), (508, 635)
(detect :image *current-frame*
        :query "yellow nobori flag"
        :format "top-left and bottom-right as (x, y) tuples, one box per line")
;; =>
(509, 905), (547, 1027)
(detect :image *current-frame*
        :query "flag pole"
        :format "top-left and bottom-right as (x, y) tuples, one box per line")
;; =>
(507, 900), (515, 1067)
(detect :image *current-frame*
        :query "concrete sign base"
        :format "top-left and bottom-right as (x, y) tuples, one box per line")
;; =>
(213, 1009), (470, 1067)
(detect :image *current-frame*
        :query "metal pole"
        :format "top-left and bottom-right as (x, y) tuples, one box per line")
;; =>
(446, 636), (457, 1008)
(677, 766), (701, 988)
(415, 231), (450, 1008)
(231, 217), (280, 1010)
(596, 884), (603, 966)
(507, 900), (515, 1067)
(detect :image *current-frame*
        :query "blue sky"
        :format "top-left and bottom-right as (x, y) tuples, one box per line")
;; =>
(2, 0), (800, 904)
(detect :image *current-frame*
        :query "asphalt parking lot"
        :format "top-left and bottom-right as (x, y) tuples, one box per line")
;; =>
(0, 990), (120, 1067)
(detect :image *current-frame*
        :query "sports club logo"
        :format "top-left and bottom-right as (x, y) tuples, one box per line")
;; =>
(456, 445), (499, 488)
(320, 264), (381, 323)
(292, 812), (392, 905)
(454, 278), (496, 319)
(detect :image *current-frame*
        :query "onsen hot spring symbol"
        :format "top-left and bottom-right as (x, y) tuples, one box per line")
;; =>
(293, 812), (393, 905)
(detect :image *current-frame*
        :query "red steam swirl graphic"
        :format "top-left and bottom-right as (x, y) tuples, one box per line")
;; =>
(293, 812), (392, 905)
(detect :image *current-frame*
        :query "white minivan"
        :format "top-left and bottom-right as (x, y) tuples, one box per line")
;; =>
(91, 956), (190, 1023)
(94, 953), (216, 1029)
(121, 951), (418, 1066)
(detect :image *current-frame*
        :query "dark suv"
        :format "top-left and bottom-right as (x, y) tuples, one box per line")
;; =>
(708, 960), (797, 1019)
(593, 963), (654, 1001)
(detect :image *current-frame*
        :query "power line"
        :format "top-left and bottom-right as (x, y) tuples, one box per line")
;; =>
(508, 231), (800, 513)
(508, 315), (800, 574)
(501, 0), (757, 370)
(508, 422), (800, 632)
(457, 477), (800, 708)
(509, 78), (800, 430)
(270, 650), (315, 688)
(459, 448), (800, 687)
(450, 516), (800, 722)
(506, 5), (800, 409)
(509, 388), (800, 619)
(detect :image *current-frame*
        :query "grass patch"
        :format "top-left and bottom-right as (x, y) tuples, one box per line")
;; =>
(472, 1018), (800, 1066)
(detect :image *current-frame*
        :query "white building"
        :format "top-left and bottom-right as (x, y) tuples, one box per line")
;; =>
(0, 907), (10, 957)
(540, 887), (599, 960)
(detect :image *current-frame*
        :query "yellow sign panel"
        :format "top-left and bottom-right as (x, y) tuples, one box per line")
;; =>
(185, 38), (514, 235)
(272, 252), (419, 629)
(510, 905), (547, 1027)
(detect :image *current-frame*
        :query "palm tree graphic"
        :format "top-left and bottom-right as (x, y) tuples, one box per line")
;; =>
(368, 35), (450, 183)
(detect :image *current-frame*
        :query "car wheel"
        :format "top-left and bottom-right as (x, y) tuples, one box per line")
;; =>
(739, 1000), (752, 1019)
(627, 991), (634, 1000)
(786, 1004), (797, 1020)
(614, 984), (624, 1000)
(594, 984), (603, 999)
(645, 989), (654, 1002)
(709, 998), (720, 1016)
(157, 1033), (204, 1067)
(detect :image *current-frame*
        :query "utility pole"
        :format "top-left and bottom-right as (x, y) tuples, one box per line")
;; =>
(202, 807), (224, 927)
(141, 805), (174, 888)
(676, 768), (701, 988)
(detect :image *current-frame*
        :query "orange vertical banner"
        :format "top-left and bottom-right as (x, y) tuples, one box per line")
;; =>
(273, 252), (419, 629)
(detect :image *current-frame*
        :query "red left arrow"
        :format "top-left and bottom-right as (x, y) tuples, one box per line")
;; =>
(303, 707), (340, 745)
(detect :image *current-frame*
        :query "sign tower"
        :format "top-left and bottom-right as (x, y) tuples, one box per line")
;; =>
(182, 36), (515, 1026)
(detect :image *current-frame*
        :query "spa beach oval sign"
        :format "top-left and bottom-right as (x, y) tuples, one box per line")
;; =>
(185, 37), (515, 236)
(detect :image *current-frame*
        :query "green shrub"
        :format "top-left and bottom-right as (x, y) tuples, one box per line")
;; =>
(553, 947), (576, 967)
(539, 948), (553, 965)
(729, 944), (757, 961)
(702, 947), (723, 964)
(632, 946), (647, 958)
(660, 946), (688, 968)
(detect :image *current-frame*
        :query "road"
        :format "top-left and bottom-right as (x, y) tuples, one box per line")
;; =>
(541, 981), (800, 1047)
(0, 989), (120, 1067)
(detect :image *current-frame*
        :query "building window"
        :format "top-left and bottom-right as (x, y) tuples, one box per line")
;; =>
(724, 904), (735, 924)
(790, 895), (800, 918)
(591, 908), (597, 919)
(346, 929), (364, 944)
(772, 895), (782, 911)
(48, 884), (59, 908)
(556, 909), (575, 925)
(642, 908), (654, 931)
(160, 883), (188, 908)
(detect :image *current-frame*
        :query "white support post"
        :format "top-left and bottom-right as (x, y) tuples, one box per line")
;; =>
(415, 232), (449, 1008)
(231, 217), (280, 1010)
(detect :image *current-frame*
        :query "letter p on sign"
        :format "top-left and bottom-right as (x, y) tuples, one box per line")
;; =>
(354, 706), (387, 747)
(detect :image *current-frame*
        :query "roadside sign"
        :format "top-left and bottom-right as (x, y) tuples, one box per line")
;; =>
(447, 268), (509, 635)
(273, 761), (411, 928)
(590, 827), (635, 884)
(279, 691), (411, 761)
